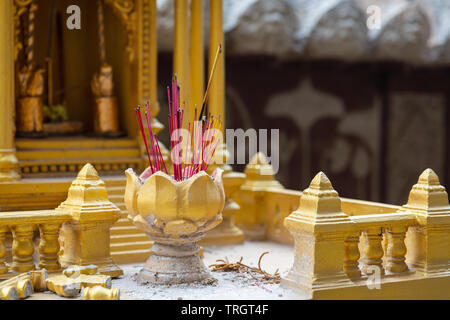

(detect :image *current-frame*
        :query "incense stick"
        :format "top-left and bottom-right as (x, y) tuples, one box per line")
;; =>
(198, 44), (222, 121)
(136, 76), (220, 181)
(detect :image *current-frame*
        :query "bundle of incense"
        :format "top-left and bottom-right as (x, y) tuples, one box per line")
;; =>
(167, 75), (222, 181)
(136, 76), (222, 182)
(136, 45), (223, 181)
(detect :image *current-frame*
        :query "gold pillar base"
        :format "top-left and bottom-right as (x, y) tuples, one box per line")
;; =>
(0, 149), (20, 182)
(138, 241), (212, 285)
(94, 97), (119, 133)
(16, 97), (44, 134)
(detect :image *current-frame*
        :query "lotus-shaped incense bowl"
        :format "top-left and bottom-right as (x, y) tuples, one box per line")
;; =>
(124, 168), (225, 284)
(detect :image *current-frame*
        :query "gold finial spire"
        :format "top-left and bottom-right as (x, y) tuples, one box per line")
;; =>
(76, 163), (101, 181)
(57, 163), (115, 216)
(249, 152), (269, 166)
(285, 172), (351, 231)
(297, 172), (343, 217)
(242, 152), (283, 190)
(404, 168), (449, 211)
(417, 168), (441, 186)
(308, 171), (334, 191)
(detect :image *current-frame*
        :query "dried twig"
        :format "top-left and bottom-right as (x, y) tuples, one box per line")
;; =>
(208, 251), (280, 284)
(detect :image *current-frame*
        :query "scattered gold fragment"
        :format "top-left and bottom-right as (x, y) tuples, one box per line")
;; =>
(28, 269), (48, 292)
(0, 286), (19, 300)
(47, 270), (112, 298)
(63, 265), (98, 278)
(82, 285), (120, 300)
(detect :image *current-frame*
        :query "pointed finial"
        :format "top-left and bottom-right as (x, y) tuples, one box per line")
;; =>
(404, 168), (449, 211)
(300, 172), (342, 216)
(284, 172), (351, 230)
(417, 168), (440, 186)
(242, 152), (283, 190)
(249, 152), (269, 166)
(76, 163), (100, 181)
(309, 171), (334, 191)
(57, 163), (119, 220)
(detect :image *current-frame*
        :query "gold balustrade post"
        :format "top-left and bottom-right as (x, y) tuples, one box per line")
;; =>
(344, 230), (361, 279)
(38, 222), (62, 271)
(399, 168), (450, 276)
(234, 152), (283, 240)
(11, 224), (35, 273)
(282, 172), (355, 297)
(0, 226), (8, 274)
(149, 0), (157, 108)
(57, 164), (123, 277)
(0, 0), (20, 182)
(361, 227), (385, 275)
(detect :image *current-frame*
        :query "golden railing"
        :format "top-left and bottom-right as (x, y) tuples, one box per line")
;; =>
(234, 153), (450, 299)
(0, 164), (123, 280)
(348, 212), (416, 277)
(0, 210), (70, 275)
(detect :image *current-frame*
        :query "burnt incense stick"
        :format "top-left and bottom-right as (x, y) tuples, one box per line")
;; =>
(198, 44), (222, 121)
(136, 107), (153, 173)
(136, 76), (220, 181)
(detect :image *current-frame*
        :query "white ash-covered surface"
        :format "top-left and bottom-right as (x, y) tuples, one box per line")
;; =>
(116, 241), (300, 300)
(29, 241), (307, 300)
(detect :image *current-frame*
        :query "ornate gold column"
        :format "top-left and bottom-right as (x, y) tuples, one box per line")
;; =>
(189, 0), (203, 123)
(209, 0), (224, 120)
(207, 0), (230, 171)
(174, 0), (190, 125)
(0, 0), (20, 182)
(149, 0), (157, 109)
(282, 172), (355, 297)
